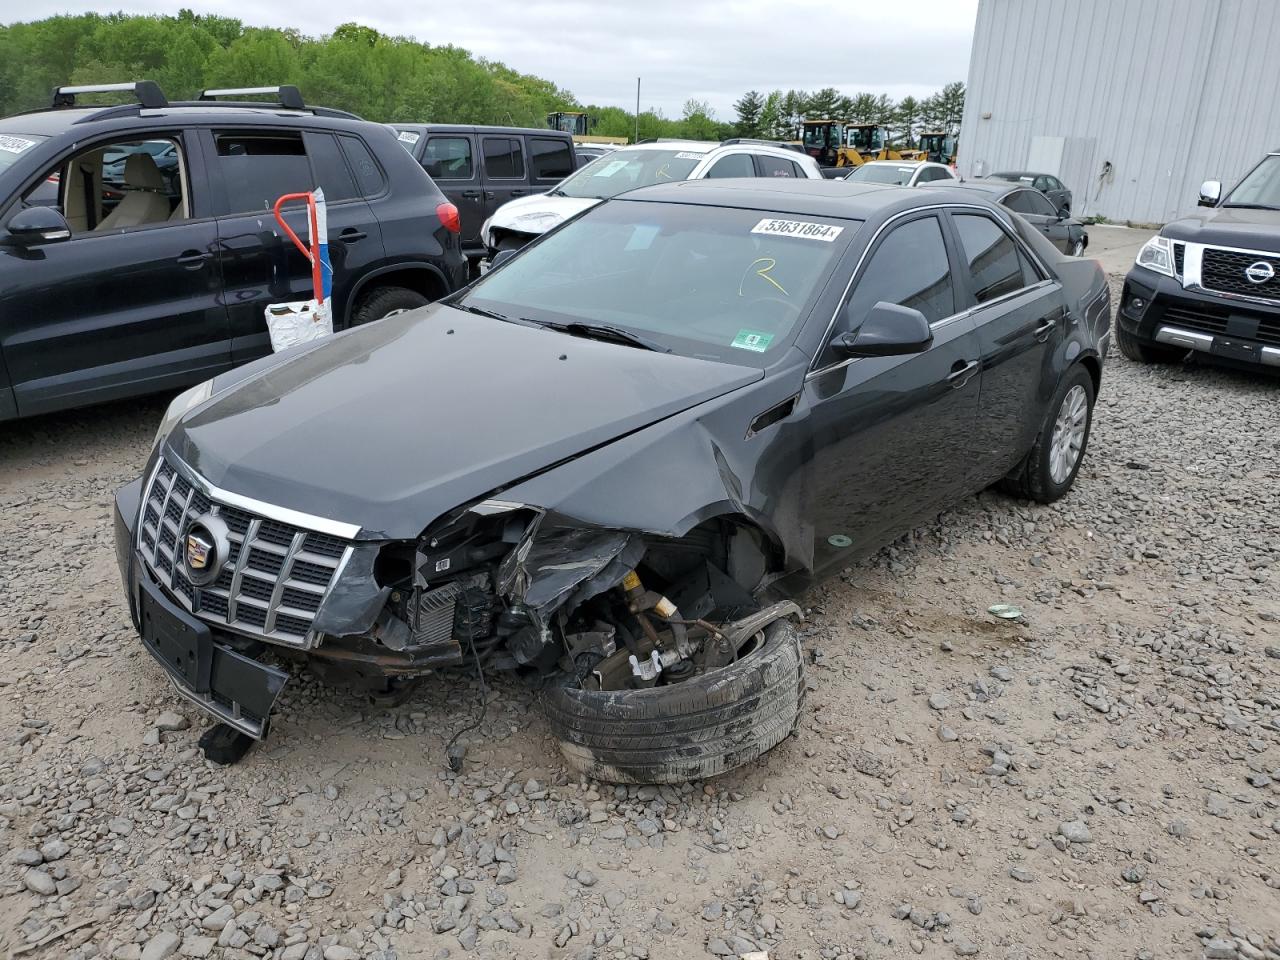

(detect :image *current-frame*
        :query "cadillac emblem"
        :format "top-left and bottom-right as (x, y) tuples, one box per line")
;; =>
(183, 514), (230, 585)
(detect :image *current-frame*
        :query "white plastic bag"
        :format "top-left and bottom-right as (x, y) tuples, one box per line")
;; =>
(264, 299), (333, 353)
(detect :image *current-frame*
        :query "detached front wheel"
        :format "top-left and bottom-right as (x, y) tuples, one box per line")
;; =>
(541, 618), (805, 784)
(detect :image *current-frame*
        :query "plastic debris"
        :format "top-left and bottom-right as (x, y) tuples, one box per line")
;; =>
(987, 604), (1023, 620)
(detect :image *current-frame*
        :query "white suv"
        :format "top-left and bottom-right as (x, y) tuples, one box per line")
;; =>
(481, 140), (823, 255)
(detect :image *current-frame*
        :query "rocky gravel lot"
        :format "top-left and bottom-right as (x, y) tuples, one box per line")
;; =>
(1, 295), (1278, 960)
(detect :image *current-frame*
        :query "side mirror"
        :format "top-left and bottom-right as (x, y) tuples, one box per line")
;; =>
(490, 248), (518, 269)
(7, 206), (72, 245)
(1198, 180), (1222, 207)
(832, 301), (933, 358)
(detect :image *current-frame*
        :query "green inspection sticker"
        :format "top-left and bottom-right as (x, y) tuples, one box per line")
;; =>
(731, 329), (773, 352)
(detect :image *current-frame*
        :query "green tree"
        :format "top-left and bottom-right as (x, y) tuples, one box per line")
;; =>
(733, 90), (763, 138)
(894, 95), (921, 146)
(757, 90), (786, 139)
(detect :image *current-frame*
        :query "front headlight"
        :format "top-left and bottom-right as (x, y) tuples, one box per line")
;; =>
(1135, 235), (1174, 277)
(152, 379), (213, 452)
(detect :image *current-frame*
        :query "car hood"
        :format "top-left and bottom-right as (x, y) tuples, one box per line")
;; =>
(168, 305), (761, 540)
(488, 193), (600, 234)
(1163, 206), (1280, 250)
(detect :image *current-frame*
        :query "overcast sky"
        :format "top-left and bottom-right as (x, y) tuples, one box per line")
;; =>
(10, 1), (980, 118)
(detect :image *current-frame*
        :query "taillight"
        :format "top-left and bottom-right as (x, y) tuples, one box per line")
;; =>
(436, 201), (461, 234)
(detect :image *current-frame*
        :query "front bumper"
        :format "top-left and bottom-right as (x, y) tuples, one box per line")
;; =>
(115, 481), (287, 738)
(1120, 267), (1280, 368)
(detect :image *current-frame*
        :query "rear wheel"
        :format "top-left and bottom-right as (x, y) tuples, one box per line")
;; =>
(1070, 239), (1085, 257)
(998, 365), (1095, 503)
(541, 618), (805, 784)
(350, 286), (430, 326)
(1115, 322), (1183, 363)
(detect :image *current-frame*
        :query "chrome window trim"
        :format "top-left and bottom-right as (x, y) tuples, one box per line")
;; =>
(163, 448), (361, 539)
(807, 202), (1055, 377)
(1180, 239), (1280, 307)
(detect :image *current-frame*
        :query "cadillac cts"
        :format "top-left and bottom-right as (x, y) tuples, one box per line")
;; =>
(114, 179), (1111, 783)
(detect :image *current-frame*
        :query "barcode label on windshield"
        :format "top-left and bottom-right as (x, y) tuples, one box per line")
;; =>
(673, 152), (704, 160)
(0, 135), (37, 154)
(751, 218), (843, 242)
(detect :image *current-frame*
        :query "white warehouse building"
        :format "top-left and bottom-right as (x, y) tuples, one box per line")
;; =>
(957, 0), (1280, 225)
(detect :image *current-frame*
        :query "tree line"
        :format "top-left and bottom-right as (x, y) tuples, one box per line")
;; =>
(732, 83), (966, 147)
(0, 13), (964, 149)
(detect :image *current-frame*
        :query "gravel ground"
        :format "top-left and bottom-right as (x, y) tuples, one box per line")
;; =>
(1, 286), (1278, 960)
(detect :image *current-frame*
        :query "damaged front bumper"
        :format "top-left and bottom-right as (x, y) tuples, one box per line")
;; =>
(115, 479), (287, 738)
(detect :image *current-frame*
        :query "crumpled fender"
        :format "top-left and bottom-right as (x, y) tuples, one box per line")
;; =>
(495, 369), (814, 572)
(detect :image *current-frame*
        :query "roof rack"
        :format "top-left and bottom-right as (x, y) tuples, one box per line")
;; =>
(198, 86), (306, 110)
(52, 81), (168, 110)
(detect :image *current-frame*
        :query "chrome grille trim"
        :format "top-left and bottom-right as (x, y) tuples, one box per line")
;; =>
(1181, 240), (1280, 307)
(136, 452), (357, 649)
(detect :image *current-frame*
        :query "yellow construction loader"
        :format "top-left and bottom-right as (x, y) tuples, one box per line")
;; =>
(796, 120), (907, 169)
(546, 111), (629, 146)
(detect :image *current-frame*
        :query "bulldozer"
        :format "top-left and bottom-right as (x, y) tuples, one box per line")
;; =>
(917, 130), (957, 165)
(795, 120), (908, 169)
(545, 111), (628, 146)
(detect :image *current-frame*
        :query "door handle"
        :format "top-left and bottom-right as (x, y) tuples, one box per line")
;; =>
(1034, 318), (1057, 342)
(176, 250), (210, 268)
(339, 229), (367, 243)
(946, 359), (980, 388)
(484, 191), (496, 199)
(460, 190), (481, 199)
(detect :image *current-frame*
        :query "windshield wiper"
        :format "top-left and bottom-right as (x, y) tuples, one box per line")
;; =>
(543, 321), (671, 353)
(456, 303), (510, 322)
(1223, 202), (1280, 210)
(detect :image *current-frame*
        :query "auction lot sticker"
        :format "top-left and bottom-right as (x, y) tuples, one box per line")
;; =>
(751, 218), (844, 242)
(0, 135), (37, 154)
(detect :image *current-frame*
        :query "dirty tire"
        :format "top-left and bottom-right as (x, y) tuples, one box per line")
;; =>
(1115, 322), (1182, 364)
(351, 286), (429, 326)
(998, 364), (1094, 504)
(541, 619), (805, 785)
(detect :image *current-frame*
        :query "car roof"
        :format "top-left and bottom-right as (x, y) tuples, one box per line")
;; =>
(622, 140), (717, 153)
(991, 171), (1049, 179)
(921, 178), (1016, 197)
(619, 178), (1000, 220)
(861, 159), (923, 168)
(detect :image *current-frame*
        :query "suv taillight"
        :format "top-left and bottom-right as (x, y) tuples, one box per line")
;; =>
(436, 202), (461, 234)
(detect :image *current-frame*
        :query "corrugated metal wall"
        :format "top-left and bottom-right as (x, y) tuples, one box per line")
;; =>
(958, 0), (1280, 225)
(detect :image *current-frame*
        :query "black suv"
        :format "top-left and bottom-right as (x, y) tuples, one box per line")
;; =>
(0, 82), (467, 420)
(1119, 149), (1280, 371)
(388, 123), (577, 265)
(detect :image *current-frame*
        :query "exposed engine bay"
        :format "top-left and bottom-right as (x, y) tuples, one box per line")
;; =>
(306, 504), (795, 696)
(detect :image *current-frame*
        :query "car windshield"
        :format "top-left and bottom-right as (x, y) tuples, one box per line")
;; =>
(554, 148), (706, 199)
(0, 133), (47, 174)
(849, 164), (914, 185)
(1224, 155), (1280, 209)
(457, 199), (857, 366)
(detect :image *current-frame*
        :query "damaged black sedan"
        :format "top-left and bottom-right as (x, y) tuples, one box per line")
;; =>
(114, 179), (1111, 783)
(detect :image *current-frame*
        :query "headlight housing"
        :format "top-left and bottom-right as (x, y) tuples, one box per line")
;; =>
(1135, 235), (1175, 277)
(151, 379), (213, 452)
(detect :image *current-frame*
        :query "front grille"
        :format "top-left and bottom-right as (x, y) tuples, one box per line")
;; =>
(1201, 247), (1280, 301)
(138, 456), (353, 646)
(1172, 241), (1185, 279)
(1162, 303), (1230, 336)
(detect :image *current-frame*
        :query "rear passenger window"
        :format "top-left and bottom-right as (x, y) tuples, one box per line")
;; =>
(304, 132), (357, 202)
(483, 137), (525, 179)
(530, 137), (573, 180)
(705, 154), (755, 178)
(213, 131), (312, 214)
(339, 136), (385, 197)
(423, 137), (473, 180)
(953, 214), (1036, 303)
(757, 155), (799, 178)
(845, 216), (954, 329)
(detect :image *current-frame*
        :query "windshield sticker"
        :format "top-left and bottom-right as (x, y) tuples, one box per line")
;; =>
(731, 329), (774, 353)
(594, 159), (630, 178)
(673, 151), (704, 160)
(751, 218), (844, 242)
(0, 135), (37, 155)
(396, 130), (420, 144)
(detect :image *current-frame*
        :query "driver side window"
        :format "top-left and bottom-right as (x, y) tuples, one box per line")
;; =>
(844, 216), (955, 330)
(25, 135), (188, 234)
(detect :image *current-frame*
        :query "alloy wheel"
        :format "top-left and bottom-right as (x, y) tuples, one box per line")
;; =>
(1049, 384), (1088, 484)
